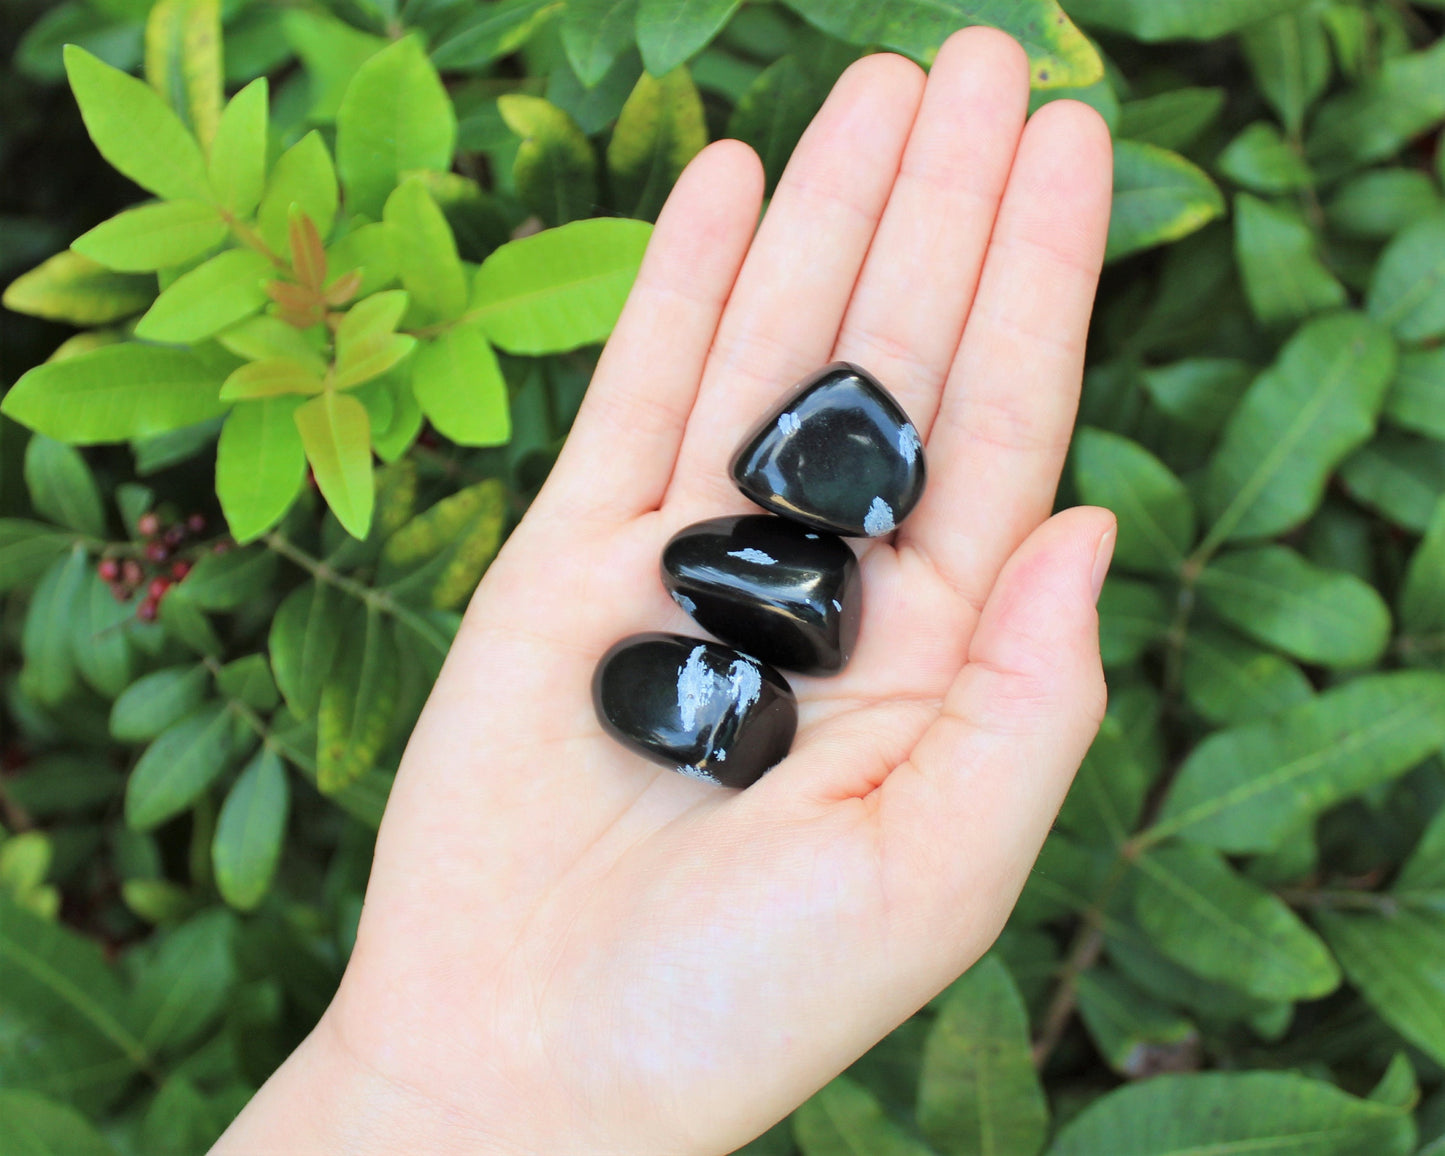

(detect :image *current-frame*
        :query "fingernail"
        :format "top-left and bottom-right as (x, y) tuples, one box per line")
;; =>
(1090, 524), (1116, 604)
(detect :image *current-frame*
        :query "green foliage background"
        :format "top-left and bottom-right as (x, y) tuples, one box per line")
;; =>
(3, 0), (1445, 1152)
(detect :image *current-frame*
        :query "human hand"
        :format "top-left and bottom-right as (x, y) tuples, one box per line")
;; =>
(214, 27), (1114, 1156)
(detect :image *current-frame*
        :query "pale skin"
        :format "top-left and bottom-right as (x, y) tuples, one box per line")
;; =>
(213, 28), (1116, 1156)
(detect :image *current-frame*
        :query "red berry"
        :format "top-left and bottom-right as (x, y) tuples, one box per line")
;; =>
(213, 540), (233, 555)
(145, 541), (170, 563)
(137, 596), (158, 622)
(137, 512), (160, 537)
(171, 560), (192, 581)
(122, 560), (143, 587)
(147, 577), (171, 600)
(186, 513), (206, 533)
(164, 526), (186, 547)
(97, 558), (119, 581)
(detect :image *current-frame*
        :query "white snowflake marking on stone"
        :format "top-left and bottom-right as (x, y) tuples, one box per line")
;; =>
(805, 533), (819, 539)
(727, 548), (777, 565)
(778, 412), (802, 435)
(676, 763), (720, 785)
(832, 599), (842, 612)
(715, 748), (727, 762)
(676, 645), (714, 730)
(726, 657), (762, 714)
(898, 423), (921, 465)
(863, 496), (895, 536)
(672, 591), (697, 614)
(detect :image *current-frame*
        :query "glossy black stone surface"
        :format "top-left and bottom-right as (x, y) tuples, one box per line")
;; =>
(592, 632), (796, 789)
(661, 515), (860, 676)
(729, 362), (926, 538)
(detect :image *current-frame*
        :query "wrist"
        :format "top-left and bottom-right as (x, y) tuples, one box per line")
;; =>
(210, 1010), (518, 1156)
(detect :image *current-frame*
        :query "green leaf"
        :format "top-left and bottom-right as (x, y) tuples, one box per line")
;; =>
(110, 665), (210, 742)
(1117, 87), (1224, 151)
(916, 954), (1048, 1156)
(208, 77), (268, 217)
(1388, 347), (1445, 441)
(1241, 10), (1331, 137)
(1151, 672), (1445, 854)
(179, 546), (278, 610)
(1106, 141), (1224, 263)
(0, 521), (74, 594)
(317, 607), (400, 793)
(411, 325), (511, 447)
(1367, 212), (1445, 344)
(383, 178), (468, 323)
(1063, 0), (1315, 39)
(1057, 716), (1152, 847)
(1402, 498), (1445, 646)
(0, 1089), (116, 1156)
(216, 654), (279, 713)
(0, 893), (145, 1071)
(216, 398), (308, 543)
(256, 132), (339, 253)
(1097, 576), (1169, 668)
(138, 1077), (228, 1156)
(64, 45), (211, 202)
(777, 0), (1100, 88)
(3, 345), (227, 446)
(145, 0), (222, 150)
(335, 36), (456, 221)
(1339, 432), (1445, 534)
(333, 291), (416, 391)
(125, 909), (235, 1053)
(219, 358), (325, 401)
(727, 54), (829, 194)
(1139, 358), (1251, 432)
(270, 581), (344, 719)
(134, 247), (271, 343)
(380, 478), (508, 610)
(1217, 123), (1312, 194)
(71, 200), (226, 272)
(1181, 626), (1313, 727)
(294, 392), (374, 539)
(562, 0), (638, 86)
(794, 1074), (935, 1156)
(1233, 194), (1345, 327)
(24, 435), (104, 537)
(71, 565), (134, 697)
(498, 95), (598, 226)
(218, 315), (325, 365)
(1049, 1071), (1413, 1156)
(1318, 909), (1445, 1068)
(472, 217), (651, 354)
(158, 587), (222, 657)
(125, 703), (246, 831)
(1200, 312), (1396, 547)
(607, 67), (708, 221)
(432, 0), (563, 70)
(1196, 545), (1390, 668)
(637, 0), (741, 76)
(213, 748), (288, 912)
(1398, 803), (1445, 894)
(2, 251), (154, 325)
(1074, 968), (1198, 1080)
(1133, 844), (1340, 1001)
(282, 9), (386, 122)
(1072, 428), (1193, 574)
(20, 549), (87, 707)
(1308, 38), (1445, 176)
(1327, 170), (1441, 241)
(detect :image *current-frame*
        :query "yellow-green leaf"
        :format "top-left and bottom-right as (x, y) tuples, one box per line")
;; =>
(3, 251), (155, 325)
(208, 77), (268, 217)
(294, 392), (374, 539)
(64, 45), (211, 202)
(411, 325), (510, 447)
(498, 94), (598, 226)
(317, 606), (399, 793)
(382, 178), (467, 323)
(72, 200), (226, 272)
(606, 67), (707, 221)
(219, 358), (325, 401)
(216, 397), (308, 543)
(1106, 141), (1224, 263)
(133, 248), (271, 343)
(145, 0), (222, 150)
(257, 131), (338, 253)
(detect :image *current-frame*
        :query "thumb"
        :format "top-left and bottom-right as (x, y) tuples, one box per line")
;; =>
(879, 505), (1115, 976)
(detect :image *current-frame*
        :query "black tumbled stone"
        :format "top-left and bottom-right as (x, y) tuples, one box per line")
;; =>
(661, 515), (860, 676)
(729, 362), (926, 538)
(592, 633), (796, 789)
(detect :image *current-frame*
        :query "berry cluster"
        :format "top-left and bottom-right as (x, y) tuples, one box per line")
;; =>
(95, 510), (224, 621)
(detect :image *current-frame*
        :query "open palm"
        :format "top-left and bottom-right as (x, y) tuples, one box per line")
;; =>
(218, 27), (1114, 1156)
